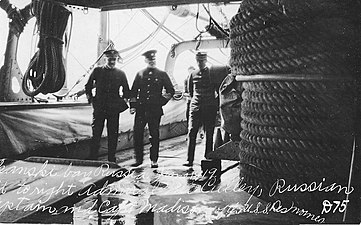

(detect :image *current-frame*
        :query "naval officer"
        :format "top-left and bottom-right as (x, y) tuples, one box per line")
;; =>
(130, 50), (175, 168)
(85, 49), (130, 163)
(183, 52), (218, 167)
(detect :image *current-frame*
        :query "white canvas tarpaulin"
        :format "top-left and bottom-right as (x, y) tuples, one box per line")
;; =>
(0, 99), (187, 157)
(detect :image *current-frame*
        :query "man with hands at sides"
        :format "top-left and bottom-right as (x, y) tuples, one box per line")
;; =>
(129, 50), (175, 168)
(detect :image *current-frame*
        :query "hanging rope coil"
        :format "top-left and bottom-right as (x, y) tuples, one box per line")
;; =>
(22, 0), (71, 97)
(229, 0), (361, 210)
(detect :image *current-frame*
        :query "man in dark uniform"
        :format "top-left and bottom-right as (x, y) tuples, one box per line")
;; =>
(184, 66), (195, 124)
(85, 49), (130, 163)
(130, 50), (175, 168)
(183, 52), (219, 167)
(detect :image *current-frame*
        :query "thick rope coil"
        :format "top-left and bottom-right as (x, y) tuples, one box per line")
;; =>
(229, 0), (361, 76)
(241, 101), (339, 117)
(243, 80), (353, 94)
(22, 1), (70, 96)
(240, 130), (342, 153)
(239, 139), (347, 168)
(230, 22), (321, 45)
(240, 110), (350, 131)
(230, 54), (353, 75)
(230, 1), (360, 210)
(239, 163), (346, 209)
(239, 150), (347, 179)
(240, 120), (344, 143)
(241, 88), (340, 105)
(230, 0), (361, 29)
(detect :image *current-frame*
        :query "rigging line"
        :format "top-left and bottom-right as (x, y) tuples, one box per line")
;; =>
(142, 12), (224, 65)
(218, 48), (228, 57)
(202, 4), (229, 37)
(141, 10), (223, 67)
(120, 29), (160, 68)
(118, 9), (168, 55)
(156, 16), (193, 44)
(121, 14), (165, 60)
(68, 51), (88, 72)
(111, 10), (139, 41)
(142, 13), (180, 44)
(195, 4), (211, 34)
(216, 5), (229, 26)
(62, 43), (114, 95)
(141, 9), (183, 42)
(145, 16), (193, 56)
(118, 23), (159, 53)
(30, 21), (39, 62)
(147, 15), (224, 65)
(120, 30), (159, 68)
(120, 12), (169, 68)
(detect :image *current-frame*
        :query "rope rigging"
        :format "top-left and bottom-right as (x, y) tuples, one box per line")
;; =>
(118, 10), (170, 68)
(22, 0), (71, 97)
(58, 6), (230, 98)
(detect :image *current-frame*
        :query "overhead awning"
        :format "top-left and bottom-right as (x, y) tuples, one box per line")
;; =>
(50, 0), (240, 11)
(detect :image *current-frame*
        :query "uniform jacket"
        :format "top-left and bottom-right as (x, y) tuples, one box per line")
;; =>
(85, 66), (130, 114)
(130, 67), (175, 108)
(188, 67), (218, 111)
(188, 65), (230, 111)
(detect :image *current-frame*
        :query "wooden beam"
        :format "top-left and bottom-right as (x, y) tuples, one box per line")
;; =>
(50, 0), (239, 10)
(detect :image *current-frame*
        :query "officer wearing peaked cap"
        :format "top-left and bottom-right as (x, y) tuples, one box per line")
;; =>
(85, 48), (130, 163)
(196, 51), (207, 60)
(130, 49), (175, 168)
(183, 51), (219, 167)
(104, 49), (119, 57)
(142, 49), (157, 60)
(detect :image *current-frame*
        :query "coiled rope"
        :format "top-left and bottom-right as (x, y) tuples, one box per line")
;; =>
(229, 0), (361, 210)
(22, 0), (71, 97)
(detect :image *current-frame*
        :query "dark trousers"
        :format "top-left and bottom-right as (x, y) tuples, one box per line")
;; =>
(187, 105), (218, 163)
(90, 111), (119, 162)
(133, 106), (162, 163)
(186, 100), (190, 123)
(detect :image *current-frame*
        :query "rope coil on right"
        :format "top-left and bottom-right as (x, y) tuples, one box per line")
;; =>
(229, 0), (361, 213)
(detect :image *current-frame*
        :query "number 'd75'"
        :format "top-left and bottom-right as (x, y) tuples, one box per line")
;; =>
(321, 200), (349, 214)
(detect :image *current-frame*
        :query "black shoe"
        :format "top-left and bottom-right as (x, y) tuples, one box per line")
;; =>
(151, 161), (158, 168)
(108, 158), (116, 163)
(182, 162), (193, 167)
(131, 162), (142, 167)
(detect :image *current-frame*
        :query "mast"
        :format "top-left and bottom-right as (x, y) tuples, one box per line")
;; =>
(0, 0), (33, 102)
(97, 10), (110, 64)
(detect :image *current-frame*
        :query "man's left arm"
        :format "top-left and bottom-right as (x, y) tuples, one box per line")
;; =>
(121, 72), (131, 99)
(163, 72), (175, 97)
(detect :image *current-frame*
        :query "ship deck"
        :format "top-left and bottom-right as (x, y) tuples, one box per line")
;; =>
(13, 134), (314, 225)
